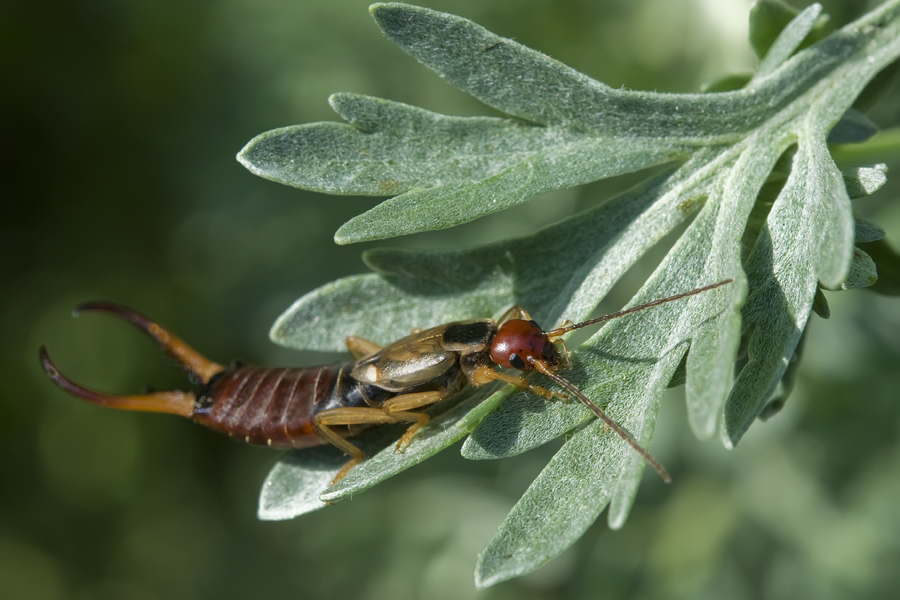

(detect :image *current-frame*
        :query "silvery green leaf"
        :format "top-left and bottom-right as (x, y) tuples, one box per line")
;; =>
(855, 218), (886, 243)
(724, 132), (853, 447)
(699, 73), (753, 93)
(258, 447), (346, 520)
(753, 4), (823, 81)
(240, 2), (898, 242)
(749, 0), (802, 59)
(473, 419), (625, 588)
(249, 0), (900, 585)
(258, 426), (401, 520)
(840, 247), (878, 290)
(271, 164), (693, 352)
(844, 164), (889, 199)
(828, 108), (879, 144)
(812, 287), (831, 319)
(758, 327), (807, 421)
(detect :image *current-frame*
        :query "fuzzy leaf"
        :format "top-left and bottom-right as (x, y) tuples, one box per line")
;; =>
(240, 2), (897, 243)
(828, 108), (879, 144)
(844, 164), (889, 198)
(840, 247), (878, 289)
(749, 0), (801, 59)
(249, 0), (900, 586)
(855, 218), (886, 243)
(753, 4), (823, 80)
(258, 426), (402, 520)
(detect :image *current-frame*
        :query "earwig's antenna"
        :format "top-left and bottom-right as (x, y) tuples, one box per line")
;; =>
(528, 279), (735, 483)
(545, 279), (734, 339)
(532, 359), (672, 484)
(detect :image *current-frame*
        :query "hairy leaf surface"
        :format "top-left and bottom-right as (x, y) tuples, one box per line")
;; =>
(245, 1), (900, 587)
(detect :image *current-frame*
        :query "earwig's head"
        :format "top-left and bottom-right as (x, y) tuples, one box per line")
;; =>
(490, 319), (561, 371)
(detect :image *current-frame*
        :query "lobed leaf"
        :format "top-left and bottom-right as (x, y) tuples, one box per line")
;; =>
(248, 0), (900, 586)
(840, 248), (879, 290)
(240, 2), (896, 242)
(753, 4), (823, 81)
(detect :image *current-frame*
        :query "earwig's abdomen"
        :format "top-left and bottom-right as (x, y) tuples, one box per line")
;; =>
(193, 363), (379, 449)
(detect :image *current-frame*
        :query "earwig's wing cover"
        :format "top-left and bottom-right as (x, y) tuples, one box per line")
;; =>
(252, 0), (900, 588)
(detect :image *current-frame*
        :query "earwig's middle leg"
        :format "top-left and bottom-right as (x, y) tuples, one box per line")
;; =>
(381, 391), (445, 451)
(315, 407), (399, 484)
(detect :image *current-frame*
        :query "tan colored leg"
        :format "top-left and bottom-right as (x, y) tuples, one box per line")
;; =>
(470, 365), (568, 401)
(381, 390), (444, 412)
(497, 305), (532, 326)
(553, 338), (572, 370)
(381, 390), (446, 451)
(345, 336), (382, 360)
(315, 407), (399, 484)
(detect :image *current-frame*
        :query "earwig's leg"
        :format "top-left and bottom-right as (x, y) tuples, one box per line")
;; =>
(345, 336), (382, 360)
(74, 302), (224, 384)
(470, 365), (568, 401)
(40, 347), (197, 417)
(315, 407), (400, 484)
(497, 305), (532, 326)
(381, 391), (445, 451)
(554, 338), (572, 370)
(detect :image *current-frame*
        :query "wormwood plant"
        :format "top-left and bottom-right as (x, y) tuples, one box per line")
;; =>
(239, 1), (900, 587)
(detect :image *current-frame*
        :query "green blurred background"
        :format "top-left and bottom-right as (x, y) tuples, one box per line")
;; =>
(3, 0), (900, 598)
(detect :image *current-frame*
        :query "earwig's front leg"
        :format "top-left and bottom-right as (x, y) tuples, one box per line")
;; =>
(470, 366), (568, 401)
(497, 305), (532, 326)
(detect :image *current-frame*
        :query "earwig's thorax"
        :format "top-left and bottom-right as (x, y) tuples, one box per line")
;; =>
(489, 319), (561, 372)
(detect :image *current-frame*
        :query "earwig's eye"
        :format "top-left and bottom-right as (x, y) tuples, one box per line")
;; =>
(508, 353), (527, 370)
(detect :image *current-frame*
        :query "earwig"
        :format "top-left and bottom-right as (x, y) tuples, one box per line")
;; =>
(40, 279), (732, 484)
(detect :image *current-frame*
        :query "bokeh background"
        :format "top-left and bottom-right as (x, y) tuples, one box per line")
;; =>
(3, 0), (900, 598)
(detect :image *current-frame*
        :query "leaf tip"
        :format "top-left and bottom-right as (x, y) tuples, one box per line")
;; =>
(473, 555), (508, 590)
(369, 2), (413, 30)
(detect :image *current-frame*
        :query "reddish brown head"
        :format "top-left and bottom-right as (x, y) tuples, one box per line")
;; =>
(489, 319), (561, 371)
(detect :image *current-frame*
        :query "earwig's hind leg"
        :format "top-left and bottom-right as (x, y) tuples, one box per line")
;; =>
(74, 302), (224, 384)
(40, 347), (196, 416)
(380, 391), (445, 451)
(497, 305), (532, 326)
(315, 407), (400, 484)
(345, 336), (382, 360)
(470, 365), (568, 401)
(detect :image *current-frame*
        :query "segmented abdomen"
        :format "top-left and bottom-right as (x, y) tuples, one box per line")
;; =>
(192, 363), (383, 448)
